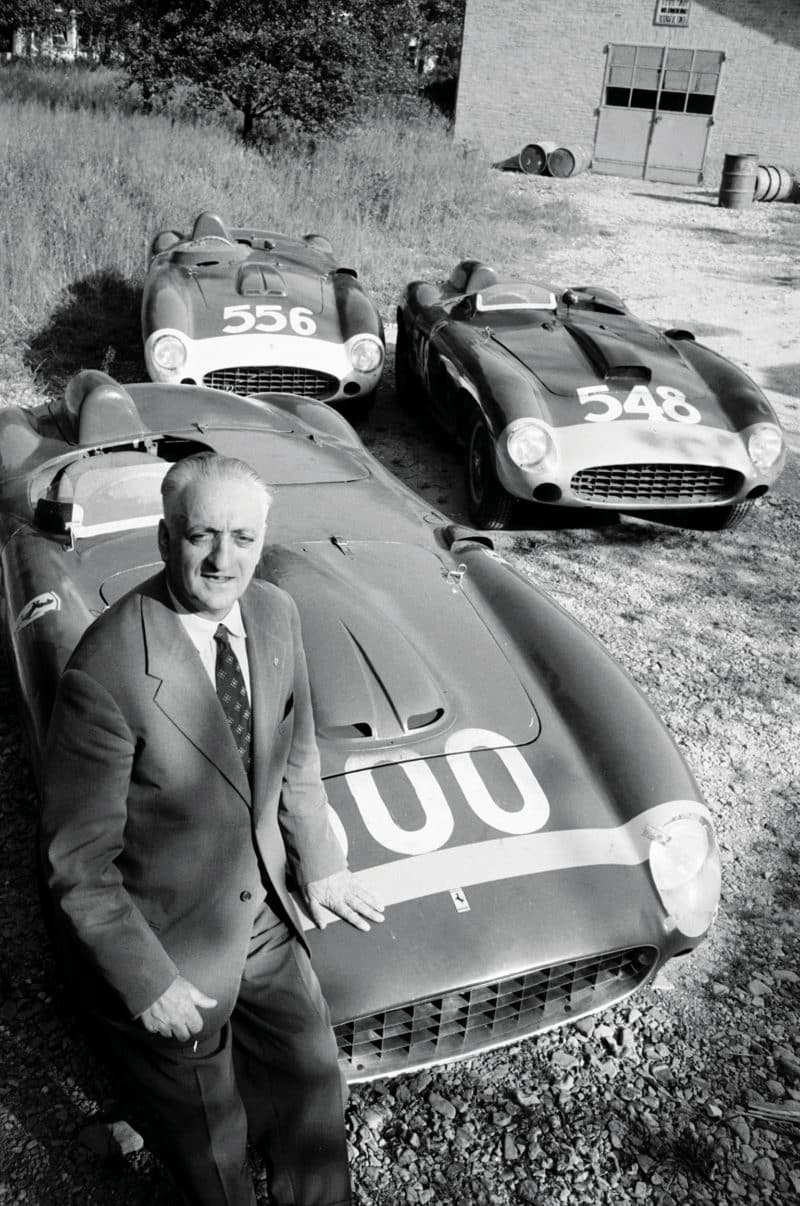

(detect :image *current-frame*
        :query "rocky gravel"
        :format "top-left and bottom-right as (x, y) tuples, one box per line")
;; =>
(1, 172), (799, 1204)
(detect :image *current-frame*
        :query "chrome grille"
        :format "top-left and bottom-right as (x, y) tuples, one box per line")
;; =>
(335, 946), (657, 1079)
(203, 366), (338, 398)
(570, 463), (741, 504)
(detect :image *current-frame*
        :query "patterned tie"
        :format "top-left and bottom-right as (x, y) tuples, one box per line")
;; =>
(214, 623), (252, 777)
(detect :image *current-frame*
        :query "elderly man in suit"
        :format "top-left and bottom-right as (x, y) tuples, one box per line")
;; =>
(40, 451), (383, 1206)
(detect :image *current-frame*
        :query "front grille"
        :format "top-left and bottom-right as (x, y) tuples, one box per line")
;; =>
(335, 945), (657, 1080)
(203, 366), (338, 398)
(571, 463), (741, 504)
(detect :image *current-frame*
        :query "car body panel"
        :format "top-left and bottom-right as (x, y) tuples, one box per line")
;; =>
(142, 215), (385, 408)
(399, 271), (785, 520)
(0, 371), (719, 1080)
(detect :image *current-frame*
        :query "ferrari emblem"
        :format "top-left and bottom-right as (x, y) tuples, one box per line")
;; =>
(450, 888), (471, 913)
(15, 591), (61, 632)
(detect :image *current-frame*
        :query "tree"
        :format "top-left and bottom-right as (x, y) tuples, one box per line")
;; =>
(101, 0), (412, 140)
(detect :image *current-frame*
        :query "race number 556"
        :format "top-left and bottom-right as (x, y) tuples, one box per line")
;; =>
(222, 304), (317, 336)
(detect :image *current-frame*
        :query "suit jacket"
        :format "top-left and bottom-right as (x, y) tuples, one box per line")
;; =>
(40, 570), (346, 1027)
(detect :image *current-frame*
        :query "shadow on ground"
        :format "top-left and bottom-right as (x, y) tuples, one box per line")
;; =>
(24, 271), (144, 399)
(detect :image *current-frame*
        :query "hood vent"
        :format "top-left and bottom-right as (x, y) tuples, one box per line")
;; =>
(237, 262), (288, 297)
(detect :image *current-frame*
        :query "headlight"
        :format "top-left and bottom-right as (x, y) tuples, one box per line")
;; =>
(747, 424), (783, 470)
(648, 814), (721, 938)
(350, 336), (383, 374)
(506, 423), (551, 469)
(151, 334), (187, 372)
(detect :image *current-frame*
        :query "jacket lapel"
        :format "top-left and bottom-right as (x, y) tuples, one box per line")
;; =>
(141, 575), (251, 806)
(240, 586), (288, 817)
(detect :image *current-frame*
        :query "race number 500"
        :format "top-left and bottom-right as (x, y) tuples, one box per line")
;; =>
(342, 728), (550, 855)
(222, 304), (317, 336)
(578, 383), (701, 424)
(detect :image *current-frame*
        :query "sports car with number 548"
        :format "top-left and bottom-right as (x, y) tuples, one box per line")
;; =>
(0, 371), (720, 1081)
(396, 260), (785, 530)
(142, 211), (385, 418)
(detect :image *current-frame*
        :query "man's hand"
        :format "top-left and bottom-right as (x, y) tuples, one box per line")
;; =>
(139, 976), (218, 1043)
(305, 870), (385, 932)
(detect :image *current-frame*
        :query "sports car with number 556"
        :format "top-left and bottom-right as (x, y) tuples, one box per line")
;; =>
(396, 260), (785, 530)
(142, 211), (385, 418)
(0, 370), (720, 1081)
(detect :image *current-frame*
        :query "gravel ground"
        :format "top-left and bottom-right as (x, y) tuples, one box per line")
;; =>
(1, 172), (799, 1205)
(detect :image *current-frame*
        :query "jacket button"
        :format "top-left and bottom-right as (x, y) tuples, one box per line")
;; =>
(240, 890), (252, 902)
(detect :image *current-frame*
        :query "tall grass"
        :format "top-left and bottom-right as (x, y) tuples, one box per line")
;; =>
(0, 72), (588, 392)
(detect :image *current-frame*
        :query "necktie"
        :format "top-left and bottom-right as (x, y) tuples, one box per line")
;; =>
(214, 624), (252, 777)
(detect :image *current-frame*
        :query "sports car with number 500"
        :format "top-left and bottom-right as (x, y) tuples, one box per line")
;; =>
(0, 370), (720, 1081)
(396, 260), (785, 530)
(142, 211), (385, 418)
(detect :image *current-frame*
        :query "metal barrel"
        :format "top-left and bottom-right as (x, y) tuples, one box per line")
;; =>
(518, 141), (557, 175)
(547, 144), (591, 178)
(753, 163), (795, 202)
(718, 152), (758, 209)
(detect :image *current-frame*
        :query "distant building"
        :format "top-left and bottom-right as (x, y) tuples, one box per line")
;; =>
(454, 0), (800, 185)
(1, 7), (80, 62)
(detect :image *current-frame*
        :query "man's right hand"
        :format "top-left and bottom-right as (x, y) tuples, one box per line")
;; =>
(140, 976), (218, 1042)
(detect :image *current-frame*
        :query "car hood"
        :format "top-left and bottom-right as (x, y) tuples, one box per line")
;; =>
(490, 314), (736, 427)
(257, 540), (540, 772)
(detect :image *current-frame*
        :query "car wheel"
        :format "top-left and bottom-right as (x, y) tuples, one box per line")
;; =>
(465, 411), (515, 529)
(394, 321), (419, 409)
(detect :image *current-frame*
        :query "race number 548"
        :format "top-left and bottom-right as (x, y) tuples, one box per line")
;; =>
(578, 383), (701, 424)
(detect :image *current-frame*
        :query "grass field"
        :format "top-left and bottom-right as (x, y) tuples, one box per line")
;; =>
(0, 65), (587, 402)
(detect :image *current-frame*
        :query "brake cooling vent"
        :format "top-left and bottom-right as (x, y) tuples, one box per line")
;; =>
(570, 463), (742, 504)
(204, 366), (338, 398)
(335, 945), (657, 1080)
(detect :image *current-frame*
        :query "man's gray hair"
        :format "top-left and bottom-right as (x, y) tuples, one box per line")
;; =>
(161, 453), (273, 521)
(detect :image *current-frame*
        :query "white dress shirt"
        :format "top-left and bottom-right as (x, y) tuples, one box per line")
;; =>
(167, 588), (252, 700)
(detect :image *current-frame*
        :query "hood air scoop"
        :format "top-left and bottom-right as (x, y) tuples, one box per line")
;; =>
(237, 262), (287, 297)
(316, 621), (445, 741)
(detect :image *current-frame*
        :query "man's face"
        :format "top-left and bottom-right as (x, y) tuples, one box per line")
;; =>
(158, 477), (268, 620)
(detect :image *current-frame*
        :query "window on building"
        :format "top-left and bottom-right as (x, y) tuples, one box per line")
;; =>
(604, 44), (721, 115)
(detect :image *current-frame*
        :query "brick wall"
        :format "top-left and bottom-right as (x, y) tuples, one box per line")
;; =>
(454, 0), (800, 185)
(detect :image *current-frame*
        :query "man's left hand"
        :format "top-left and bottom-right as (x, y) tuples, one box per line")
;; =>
(305, 870), (385, 932)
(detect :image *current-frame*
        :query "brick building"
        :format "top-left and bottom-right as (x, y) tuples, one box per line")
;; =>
(454, 0), (800, 185)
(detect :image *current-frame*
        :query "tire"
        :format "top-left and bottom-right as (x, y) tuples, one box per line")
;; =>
(464, 410), (516, 529)
(642, 501), (753, 531)
(338, 389), (376, 424)
(699, 501), (753, 531)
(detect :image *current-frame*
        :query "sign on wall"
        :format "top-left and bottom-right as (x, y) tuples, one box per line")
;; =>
(654, 0), (691, 25)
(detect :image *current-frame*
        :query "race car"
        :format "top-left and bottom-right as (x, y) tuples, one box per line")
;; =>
(142, 211), (385, 418)
(0, 370), (720, 1081)
(396, 261), (786, 529)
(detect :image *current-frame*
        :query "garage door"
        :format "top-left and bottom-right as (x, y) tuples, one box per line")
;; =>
(593, 44), (724, 184)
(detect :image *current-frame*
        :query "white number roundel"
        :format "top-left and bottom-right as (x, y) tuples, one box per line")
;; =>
(343, 729), (550, 855)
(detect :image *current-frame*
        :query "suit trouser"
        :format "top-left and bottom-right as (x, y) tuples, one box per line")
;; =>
(92, 905), (351, 1206)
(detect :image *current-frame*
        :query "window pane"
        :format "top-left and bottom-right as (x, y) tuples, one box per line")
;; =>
(610, 44), (636, 66)
(665, 48), (693, 70)
(663, 69), (689, 91)
(691, 71), (719, 95)
(631, 88), (658, 109)
(609, 66), (634, 88)
(686, 92), (714, 114)
(633, 67), (660, 90)
(636, 46), (663, 68)
(659, 91), (686, 111)
(693, 50), (722, 73)
(605, 87), (632, 107)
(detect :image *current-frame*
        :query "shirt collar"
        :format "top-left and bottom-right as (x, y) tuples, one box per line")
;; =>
(166, 584), (246, 641)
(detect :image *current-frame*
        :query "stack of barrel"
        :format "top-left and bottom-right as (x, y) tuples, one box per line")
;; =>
(719, 152), (797, 208)
(517, 141), (591, 178)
